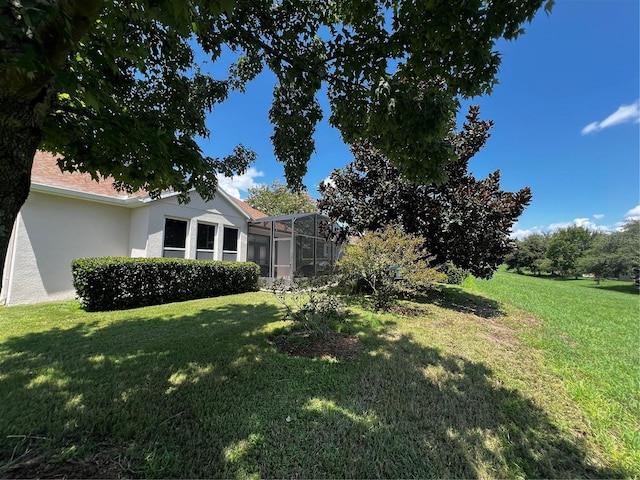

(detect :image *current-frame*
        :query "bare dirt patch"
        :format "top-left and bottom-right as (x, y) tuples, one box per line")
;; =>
(389, 304), (431, 317)
(483, 319), (520, 349)
(269, 331), (365, 361)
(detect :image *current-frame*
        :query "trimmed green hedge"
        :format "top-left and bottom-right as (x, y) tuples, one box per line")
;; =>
(72, 257), (260, 311)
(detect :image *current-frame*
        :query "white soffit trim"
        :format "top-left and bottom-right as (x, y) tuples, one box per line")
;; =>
(30, 183), (149, 207)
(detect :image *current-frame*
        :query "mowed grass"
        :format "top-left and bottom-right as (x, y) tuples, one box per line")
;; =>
(0, 290), (627, 478)
(466, 268), (640, 474)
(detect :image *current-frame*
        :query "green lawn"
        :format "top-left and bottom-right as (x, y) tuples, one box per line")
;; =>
(465, 268), (640, 475)
(0, 289), (630, 478)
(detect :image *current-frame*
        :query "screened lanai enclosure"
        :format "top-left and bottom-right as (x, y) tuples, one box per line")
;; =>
(247, 213), (342, 279)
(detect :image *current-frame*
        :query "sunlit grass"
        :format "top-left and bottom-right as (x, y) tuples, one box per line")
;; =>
(0, 289), (629, 478)
(466, 268), (639, 474)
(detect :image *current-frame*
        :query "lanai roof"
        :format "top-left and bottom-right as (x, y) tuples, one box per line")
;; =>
(249, 212), (328, 222)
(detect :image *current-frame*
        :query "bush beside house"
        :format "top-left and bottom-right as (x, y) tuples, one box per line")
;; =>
(72, 257), (259, 311)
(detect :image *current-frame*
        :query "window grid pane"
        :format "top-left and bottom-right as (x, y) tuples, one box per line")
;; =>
(164, 219), (187, 249)
(197, 224), (216, 250)
(223, 227), (238, 252)
(196, 251), (215, 260)
(163, 249), (185, 258)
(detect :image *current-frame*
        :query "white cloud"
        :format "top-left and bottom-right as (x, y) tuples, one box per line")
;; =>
(514, 207), (640, 238)
(511, 216), (619, 239)
(511, 226), (545, 240)
(319, 175), (335, 189)
(573, 217), (599, 230)
(600, 101), (640, 128)
(581, 99), (640, 135)
(546, 221), (572, 232)
(217, 167), (265, 199)
(581, 122), (600, 135)
(625, 205), (640, 221)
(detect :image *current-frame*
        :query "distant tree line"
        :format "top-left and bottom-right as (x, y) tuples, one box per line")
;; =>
(504, 221), (640, 283)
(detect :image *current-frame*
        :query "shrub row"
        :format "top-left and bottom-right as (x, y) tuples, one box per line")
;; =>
(72, 257), (260, 311)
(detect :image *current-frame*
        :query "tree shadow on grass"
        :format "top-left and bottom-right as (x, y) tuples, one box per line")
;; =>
(509, 272), (639, 295)
(583, 283), (639, 295)
(0, 298), (623, 478)
(412, 286), (504, 319)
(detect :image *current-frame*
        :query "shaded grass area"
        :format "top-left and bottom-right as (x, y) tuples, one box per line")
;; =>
(466, 268), (640, 475)
(0, 291), (621, 478)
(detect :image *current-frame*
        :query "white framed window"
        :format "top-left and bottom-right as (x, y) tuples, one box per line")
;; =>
(196, 223), (216, 260)
(163, 218), (188, 258)
(222, 226), (239, 261)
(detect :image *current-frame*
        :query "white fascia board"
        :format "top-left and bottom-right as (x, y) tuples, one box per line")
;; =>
(139, 189), (183, 203)
(140, 186), (252, 220)
(30, 183), (148, 208)
(30, 183), (252, 219)
(216, 186), (251, 220)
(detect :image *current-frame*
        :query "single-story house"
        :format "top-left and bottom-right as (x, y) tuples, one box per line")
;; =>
(1, 152), (340, 306)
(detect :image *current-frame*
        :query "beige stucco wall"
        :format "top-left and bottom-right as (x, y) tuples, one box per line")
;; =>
(145, 191), (248, 261)
(1, 189), (251, 306)
(2, 192), (131, 305)
(129, 207), (150, 257)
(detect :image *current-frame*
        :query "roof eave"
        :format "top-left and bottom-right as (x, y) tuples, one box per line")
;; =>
(249, 212), (328, 223)
(30, 183), (148, 207)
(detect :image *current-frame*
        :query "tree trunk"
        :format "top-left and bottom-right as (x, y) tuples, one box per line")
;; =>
(0, 1), (106, 295)
(0, 90), (51, 287)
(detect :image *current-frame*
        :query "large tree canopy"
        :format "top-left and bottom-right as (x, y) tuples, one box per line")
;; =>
(0, 0), (552, 281)
(317, 107), (533, 278)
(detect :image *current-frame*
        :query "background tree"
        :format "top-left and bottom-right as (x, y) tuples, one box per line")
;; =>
(577, 220), (640, 283)
(504, 240), (525, 274)
(575, 233), (613, 284)
(545, 225), (594, 278)
(317, 107), (532, 279)
(505, 233), (549, 274)
(0, 0), (553, 281)
(538, 258), (556, 276)
(246, 181), (317, 216)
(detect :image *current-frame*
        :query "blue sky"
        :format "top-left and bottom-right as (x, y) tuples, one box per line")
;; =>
(203, 0), (639, 238)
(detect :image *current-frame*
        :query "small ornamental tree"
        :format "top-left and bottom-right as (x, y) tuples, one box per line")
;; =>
(335, 225), (446, 310)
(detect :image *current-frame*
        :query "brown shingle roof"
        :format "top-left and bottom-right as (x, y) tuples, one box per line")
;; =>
(31, 151), (146, 199)
(31, 151), (266, 220)
(230, 196), (267, 220)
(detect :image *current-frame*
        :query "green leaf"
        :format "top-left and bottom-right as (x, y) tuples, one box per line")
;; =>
(84, 90), (101, 112)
